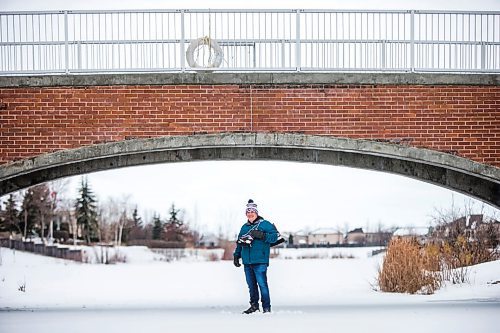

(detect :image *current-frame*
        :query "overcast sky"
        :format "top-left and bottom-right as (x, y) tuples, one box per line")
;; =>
(2, 0), (499, 237)
(3, 0), (500, 11)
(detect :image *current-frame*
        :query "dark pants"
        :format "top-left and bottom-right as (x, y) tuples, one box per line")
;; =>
(244, 263), (271, 310)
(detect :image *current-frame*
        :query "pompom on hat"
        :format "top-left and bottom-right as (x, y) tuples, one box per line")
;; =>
(245, 199), (258, 214)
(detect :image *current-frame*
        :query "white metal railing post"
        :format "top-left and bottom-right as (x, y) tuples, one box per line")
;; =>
(281, 40), (285, 68)
(382, 41), (387, 69)
(253, 43), (257, 68)
(180, 10), (186, 71)
(77, 42), (82, 70)
(295, 9), (301, 71)
(481, 42), (486, 71)
(64, 10), (69, 74)
(410, 10), (415, 72)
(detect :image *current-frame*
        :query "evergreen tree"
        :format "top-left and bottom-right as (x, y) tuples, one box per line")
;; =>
(164, 203), (193, 244)
(0, 197), (6, 232)
(152, 214), (163, 240)
(74, 178), (99, 244)
(0, 194), (21, 234)
(168, 204), (182, 227)
(20, 189), (36, 238)
(132, 207), (143, 228)
(0, 199), (4, 230)
(34, 184), (53, 241)
(20, 185), (52, 239)
(165, 204), (181, 242)
(128, 207), (145, 241)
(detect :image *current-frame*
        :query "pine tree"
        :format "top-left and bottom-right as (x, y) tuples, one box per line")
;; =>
(168, 204), (182, 227)
(164, 203), (193, 244)
(164, 204), (180, 242)
(152, 214), (163, 240)
(128, 207), (145, 241)
(34, 184), (52, 241)
(74, 178), (99, 244)
(20, 189), (36, 238)
(0, 194), (21, 234)
(20, 185), (52, 239)
(0, 199), (4, 230)
(0, 197), (6, 232)
(132, 207), (143, 228)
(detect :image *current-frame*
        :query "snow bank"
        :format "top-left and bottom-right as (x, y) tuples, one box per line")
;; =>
(78, 245), (164, 264)
(272, 246), (383, 259)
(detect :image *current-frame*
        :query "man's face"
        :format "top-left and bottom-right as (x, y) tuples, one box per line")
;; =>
(246, 210), (258, 223)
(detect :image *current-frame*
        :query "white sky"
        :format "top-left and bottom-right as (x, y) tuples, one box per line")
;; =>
(1, 0), (499, 236)
(64, 161), (499, 236)
(2, 0), (500, 11)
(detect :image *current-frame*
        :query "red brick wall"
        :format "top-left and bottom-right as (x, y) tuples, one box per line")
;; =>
(1, 84), (499, 167)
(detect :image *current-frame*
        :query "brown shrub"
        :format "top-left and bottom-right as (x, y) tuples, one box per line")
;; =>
(378, 237), (441, 294)
(423, 243), (441, 272)
(441, 236), (494, 268)
(437, 236), (495, 284)
(379, 219), (500, 294)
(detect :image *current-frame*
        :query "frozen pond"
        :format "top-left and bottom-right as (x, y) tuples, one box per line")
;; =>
(1, 247), (499, 332)
(1, 302), (499, 333)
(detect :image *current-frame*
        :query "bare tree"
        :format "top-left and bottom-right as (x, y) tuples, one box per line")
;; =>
(98, 197), (120, 244)
(429, 198), (499, 281)
(46, 178), (70, 243)
(96, 195), (136, 246)
(215, 209), (238, 241)
(116, 195), (133, 246)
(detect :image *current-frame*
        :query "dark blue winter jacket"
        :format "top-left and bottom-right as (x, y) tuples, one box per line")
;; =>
(234, 217), (279, 265)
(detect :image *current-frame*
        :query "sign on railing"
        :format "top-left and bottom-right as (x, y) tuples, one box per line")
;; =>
(0, 9), (499, 74)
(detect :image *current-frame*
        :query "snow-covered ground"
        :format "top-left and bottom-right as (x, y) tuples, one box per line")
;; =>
(0, 246), (499, 333)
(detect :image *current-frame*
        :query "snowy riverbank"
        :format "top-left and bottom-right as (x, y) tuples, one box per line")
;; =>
(1, 246), (499, 332)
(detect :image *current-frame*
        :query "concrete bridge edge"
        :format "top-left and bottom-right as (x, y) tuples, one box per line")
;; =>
(0, 72), (499, 87)
(1, 133), (499, 209)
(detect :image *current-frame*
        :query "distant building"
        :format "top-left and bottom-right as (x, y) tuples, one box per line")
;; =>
(345, 228), (365, 245)
(292, 230), (310, 246)
(365, 231), (393, 246)
(198, 233), (220, 248)
(393, 226), (431, 244)
(286, 226), (395, 247)
(431, 214), (500, 245)
(308, 228), (344, 246)
(433, 215), (483, 241)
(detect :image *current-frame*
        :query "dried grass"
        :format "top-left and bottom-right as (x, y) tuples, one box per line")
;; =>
(378, 233), (499, 294)
(378, 238), (441, 294)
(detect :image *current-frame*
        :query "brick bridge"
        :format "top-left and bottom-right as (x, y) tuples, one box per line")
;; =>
(0, 73), (499, 208)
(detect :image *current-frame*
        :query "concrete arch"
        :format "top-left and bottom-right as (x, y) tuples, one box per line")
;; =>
(0, 133), (499, 209)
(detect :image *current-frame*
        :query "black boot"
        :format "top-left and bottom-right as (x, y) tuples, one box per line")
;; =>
(242, 303), (260, 314)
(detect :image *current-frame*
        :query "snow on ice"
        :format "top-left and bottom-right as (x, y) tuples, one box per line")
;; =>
(0, 246), (499, 333)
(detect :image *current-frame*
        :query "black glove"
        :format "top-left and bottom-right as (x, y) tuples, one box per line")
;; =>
(250, 230), (266, 240)
(233, 256), (241, 267)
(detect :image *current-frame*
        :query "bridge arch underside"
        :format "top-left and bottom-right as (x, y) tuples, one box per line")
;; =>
(0, 134), (499, 209)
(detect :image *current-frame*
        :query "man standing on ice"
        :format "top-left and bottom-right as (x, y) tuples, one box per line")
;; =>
(233, 199), (279, 314)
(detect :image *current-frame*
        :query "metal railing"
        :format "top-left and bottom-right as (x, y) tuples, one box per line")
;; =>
(0, 9), (499, 75)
